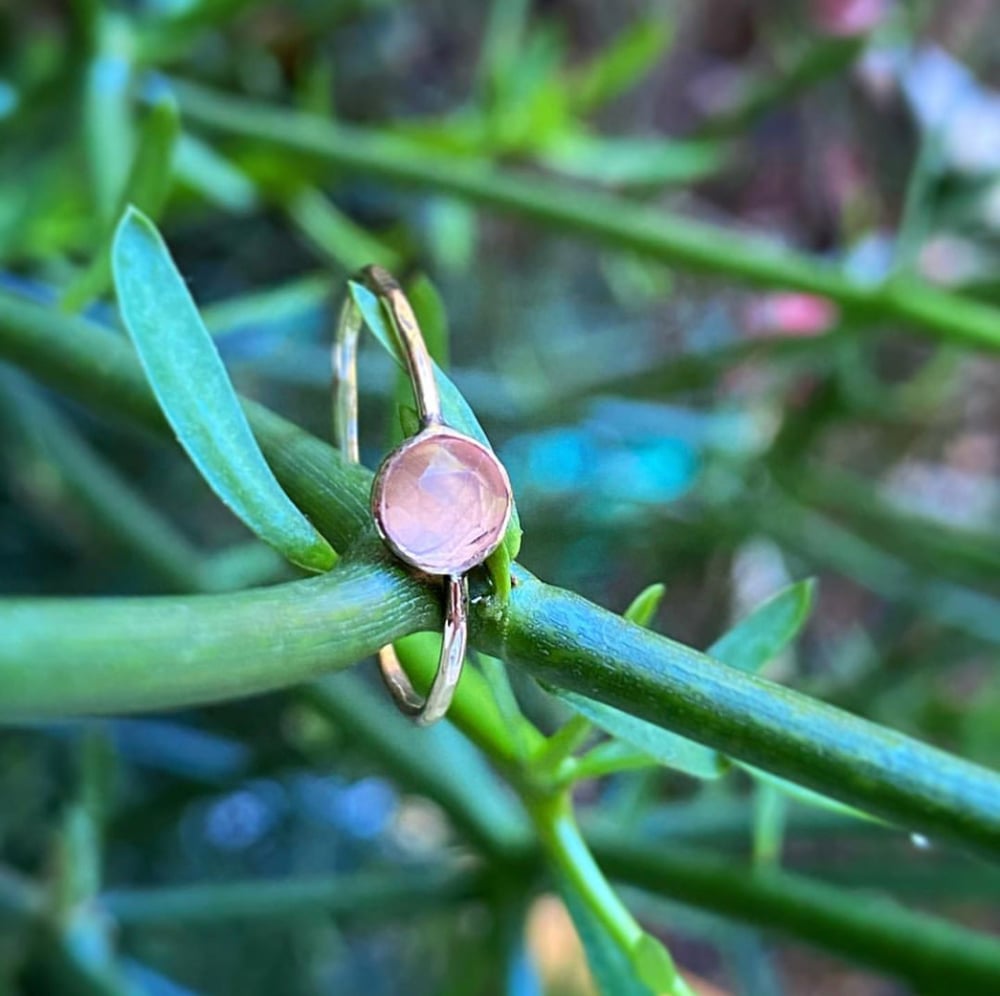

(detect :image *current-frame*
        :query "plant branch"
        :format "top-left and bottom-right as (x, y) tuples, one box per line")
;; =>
(0, 545), (436, 716)
(102, 866), (483, 926)
(2, 292), (1000, 861)
(593, 836), (1000, 995)
(171, 80), (1000, 352)
(91, 841), (1000, 994)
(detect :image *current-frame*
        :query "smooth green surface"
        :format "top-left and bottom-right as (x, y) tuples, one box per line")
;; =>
(622, 582), (666, 628)
(0, 554), (434, 717)
(112, 207), (335, 571)
(532, 793), (680, 996)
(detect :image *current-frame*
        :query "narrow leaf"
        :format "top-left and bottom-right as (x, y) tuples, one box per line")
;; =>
(558, 691), (727, 780)
(632, 933), (680, 994)
(64, 91), (180, 312)
(741, 763), (883, 825)
(751, 778), (788, 867)
(288, 187), (400, 272)
(709, 579), (816, 673)
(568, 739), (657, 781)
(624, 582), (665, 628)
(174, 132), (258, 214)
(541, 132), (724, 188)
(112, 207), (335, 572)
(561, 578), (724, 781)
(84, 15), (135, 222)
(571, 17), (673, 111)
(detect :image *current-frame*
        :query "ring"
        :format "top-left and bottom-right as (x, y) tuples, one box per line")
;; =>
(333, 266), (514, 725)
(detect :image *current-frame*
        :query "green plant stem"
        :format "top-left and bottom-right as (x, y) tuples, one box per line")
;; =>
(102, 866), (483, 926)
(493, 574), (1000, 858)
(592, 837), (1000, 995)
(2, 538), (999, 861)
(0, 373), (284, 592)
(91, 840), (1000, 994)
(532, 793), (642, 953)
(1, 291), (1000, 860)
(172, 80), (1000, 351)
(0, 291), (372, 550)
(0, 548), (435, 716)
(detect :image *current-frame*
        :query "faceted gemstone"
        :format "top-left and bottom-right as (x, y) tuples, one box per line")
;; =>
(374, 431), (511, 575)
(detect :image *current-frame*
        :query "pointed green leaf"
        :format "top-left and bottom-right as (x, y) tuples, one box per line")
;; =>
(624, 582), (665, 628)
(541, 132), (724, 188)
(559, 579), (724, 781)
(571, 17), (673, 111)
(558, 691), (727, 780)
(709, 579), (816, 673)
(632, 933), (680, 994)
(567, 739), (657, 781)
(112, 207), (335, 572)
(741, 763), (883, 825)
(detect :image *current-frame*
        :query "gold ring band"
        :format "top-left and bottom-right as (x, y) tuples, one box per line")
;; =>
(333, 266), (512, 725)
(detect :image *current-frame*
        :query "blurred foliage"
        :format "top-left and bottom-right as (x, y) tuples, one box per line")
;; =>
(1, 0), (1000, 994)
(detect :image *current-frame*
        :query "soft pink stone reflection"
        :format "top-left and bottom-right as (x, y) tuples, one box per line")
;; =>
(376, 434), (510, 574)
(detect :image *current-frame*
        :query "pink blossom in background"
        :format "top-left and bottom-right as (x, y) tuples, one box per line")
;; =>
(812, 0), (890, 36)
(743, 292), (839, 338)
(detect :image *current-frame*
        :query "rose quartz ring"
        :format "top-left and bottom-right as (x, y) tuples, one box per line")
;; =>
(334, 266), (513, 725)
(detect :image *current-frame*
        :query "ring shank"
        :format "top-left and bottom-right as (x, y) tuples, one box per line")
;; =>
(332, 267), (468, 725)
(360, 266), (443, 427)
(376, 575), (468, 727)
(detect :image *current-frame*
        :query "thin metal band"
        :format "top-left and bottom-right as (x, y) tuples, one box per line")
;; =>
(376, 575), (468, 727)
(359, 265), (443, 427)
(332, 296), (361, 463)
(332, 269), (466, 724)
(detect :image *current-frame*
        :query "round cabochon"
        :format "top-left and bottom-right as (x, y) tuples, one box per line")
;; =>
(373, 428), (512, 576)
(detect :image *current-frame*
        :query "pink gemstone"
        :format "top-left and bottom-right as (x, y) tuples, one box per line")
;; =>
(373, 430), (512, 575)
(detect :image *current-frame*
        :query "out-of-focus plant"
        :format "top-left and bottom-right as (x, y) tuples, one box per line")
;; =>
(2, 2), (1000, 994)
